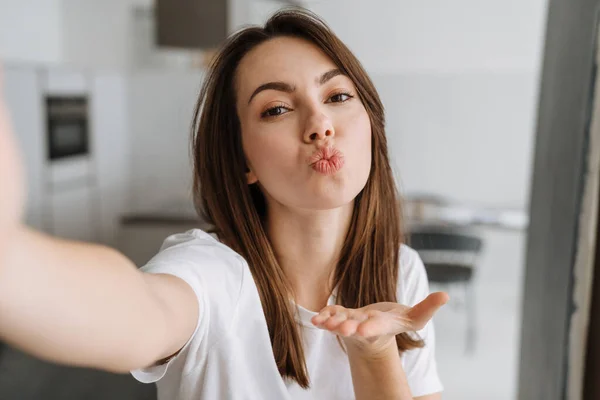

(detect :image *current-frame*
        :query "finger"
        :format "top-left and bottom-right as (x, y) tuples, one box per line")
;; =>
(311, 310), (331, 326)
(322, 309), (349, 331)
(335, 318), (360, 337)
(312, 305), (347, 326)
(329, 308), (365, 336)
(407, 292), (449, 330)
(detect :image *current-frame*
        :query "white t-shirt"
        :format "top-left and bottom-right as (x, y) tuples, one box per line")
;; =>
(131, 229), (443, 399)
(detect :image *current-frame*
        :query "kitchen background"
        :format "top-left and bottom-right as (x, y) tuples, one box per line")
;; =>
(0, 0), (548, 399)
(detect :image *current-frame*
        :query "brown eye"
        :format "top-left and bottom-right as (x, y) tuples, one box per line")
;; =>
(261, 105), (290, 119)
(328, 92), (353, 103)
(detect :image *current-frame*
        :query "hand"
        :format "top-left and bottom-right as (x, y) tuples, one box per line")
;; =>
(311, 292), (449, 357)
(0, 67), (25, 250)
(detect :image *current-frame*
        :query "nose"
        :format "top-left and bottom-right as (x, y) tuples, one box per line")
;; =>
(302, 112), (335, 144)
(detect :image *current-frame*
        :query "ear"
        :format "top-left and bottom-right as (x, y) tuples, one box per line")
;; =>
(246, 169), (258, 185)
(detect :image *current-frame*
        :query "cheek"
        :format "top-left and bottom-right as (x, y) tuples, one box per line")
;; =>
(242, 123), (299, 175)
(342, 108), (372, 189)
(341, 106), (372, 155)
(359, 116), (372, 149)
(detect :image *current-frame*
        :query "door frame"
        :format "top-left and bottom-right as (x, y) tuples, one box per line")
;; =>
(518, 0), (600, 399)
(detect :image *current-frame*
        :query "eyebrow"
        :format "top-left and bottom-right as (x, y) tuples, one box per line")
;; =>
(247, 68), (345, 105)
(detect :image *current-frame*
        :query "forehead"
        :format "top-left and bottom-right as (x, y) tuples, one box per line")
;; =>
(235, 36), (339, 98)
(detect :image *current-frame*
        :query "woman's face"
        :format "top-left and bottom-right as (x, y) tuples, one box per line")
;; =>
(235, 37), (372, 212)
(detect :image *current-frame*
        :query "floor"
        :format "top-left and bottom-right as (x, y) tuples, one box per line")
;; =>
(434, 228), (526, 400)
(0, 228), (526, 400)
(0, 346), (156, 400)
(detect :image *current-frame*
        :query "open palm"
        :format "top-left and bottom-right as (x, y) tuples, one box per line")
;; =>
(311, 292), (449, 350)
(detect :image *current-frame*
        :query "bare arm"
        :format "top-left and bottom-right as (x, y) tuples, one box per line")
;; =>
(347, 341), (412, 399)
(347, 342), (441, 400)
(0, 75), (197, 374)
(0, 225), (199, 373)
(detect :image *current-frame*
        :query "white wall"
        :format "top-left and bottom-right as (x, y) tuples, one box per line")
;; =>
(0, 0), (63, 65)
(0, 0), (161, 70)
(59, 0), (199, 71)
(249, 0), (547, 73)
(128, 71), (205, 212)
(60, 1), (133, 71)
(373, 72), (539, 209)
(310, 0), (547, 73)
(0, 0), (141, 69)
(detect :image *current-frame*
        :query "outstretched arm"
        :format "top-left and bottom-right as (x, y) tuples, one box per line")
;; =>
(0, 70), (199, 374)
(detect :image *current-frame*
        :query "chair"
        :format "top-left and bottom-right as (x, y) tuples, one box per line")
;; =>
(408, 228), (483, 353)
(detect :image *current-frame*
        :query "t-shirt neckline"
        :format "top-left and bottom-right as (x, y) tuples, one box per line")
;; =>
(294, 293), (337, 329)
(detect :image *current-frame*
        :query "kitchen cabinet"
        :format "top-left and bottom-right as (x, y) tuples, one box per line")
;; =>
(4, 65), (129, 244)
(49, 184), (98, 242)
(3, 66), (46, 231)
(91, 73), (129, 246)
(156, 0), (228, 49)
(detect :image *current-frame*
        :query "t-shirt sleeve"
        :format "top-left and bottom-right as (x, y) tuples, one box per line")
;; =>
(399, 245), (444, 397)
(130, 232), (212, 384)
(130, 259), (207, 384)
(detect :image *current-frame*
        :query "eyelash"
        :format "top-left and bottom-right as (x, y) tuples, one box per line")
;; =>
(260, 91), (354, 119)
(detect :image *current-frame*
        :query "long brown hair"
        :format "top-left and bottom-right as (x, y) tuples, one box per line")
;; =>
(191, 8), (423, 388)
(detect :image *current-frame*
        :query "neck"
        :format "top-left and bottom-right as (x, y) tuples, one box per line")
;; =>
(266, 201), (354, 312)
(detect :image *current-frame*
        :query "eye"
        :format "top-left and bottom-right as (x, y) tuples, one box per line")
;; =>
(327, 92), (353, 103)
(260, 104), (291, 119)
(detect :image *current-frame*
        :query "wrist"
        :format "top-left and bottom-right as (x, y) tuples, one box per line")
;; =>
(345, 336), (411, 400)
(345, 335), (398, 362)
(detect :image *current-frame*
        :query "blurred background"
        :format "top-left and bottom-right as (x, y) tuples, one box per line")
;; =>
(0, 0), (549, 399)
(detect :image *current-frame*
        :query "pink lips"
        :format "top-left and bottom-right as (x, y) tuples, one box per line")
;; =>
(309, 146), (345, 175)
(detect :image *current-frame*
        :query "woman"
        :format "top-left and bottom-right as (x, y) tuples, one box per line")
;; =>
(0, 9), (448, 400)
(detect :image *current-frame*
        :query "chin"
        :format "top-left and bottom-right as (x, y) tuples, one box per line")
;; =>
(300, 187), (362, 211)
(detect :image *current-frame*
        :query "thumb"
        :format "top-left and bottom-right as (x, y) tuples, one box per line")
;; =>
(407, 292), (449, 331)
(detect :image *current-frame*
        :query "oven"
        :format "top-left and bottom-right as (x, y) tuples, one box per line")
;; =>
(46, 96), (89, 161)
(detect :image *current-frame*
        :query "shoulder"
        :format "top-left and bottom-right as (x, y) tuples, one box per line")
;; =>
(131, 230), (250, 383)
(151, 229), (235, 261)
(146, 229), (244, 272)
(398, 244), (430, 307)
(141, 229), (248, 311)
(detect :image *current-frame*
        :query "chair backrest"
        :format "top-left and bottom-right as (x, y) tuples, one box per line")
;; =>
(408, 230), (483, 253)
(407, 229), (484, 272)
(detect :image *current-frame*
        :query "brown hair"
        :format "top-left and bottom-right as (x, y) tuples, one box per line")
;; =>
(191, 8), (423, 388)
